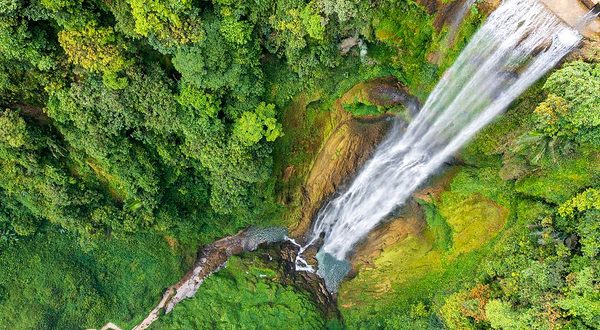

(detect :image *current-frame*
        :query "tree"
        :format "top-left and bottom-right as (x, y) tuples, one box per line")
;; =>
(0, 108), (113, 237)
(59, 23), (132, 89)
(485, 300), (525, 330)
(533, 94), (570, 137)
(233, 102), (283, 146)
(172, 12), (264, 105)
(558, 188), (600, 218)
(0, 108), (29, 149)
(46, 68), (175, 211)
(320, 0), (359, 23)
(543, 61), (599, 126)
(558, 266), (600, 328)
(127, 0), (203, 50)
(539, 61), (600, 147)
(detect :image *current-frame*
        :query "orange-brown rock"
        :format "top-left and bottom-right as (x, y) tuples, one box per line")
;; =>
(290, 115), (395, 239)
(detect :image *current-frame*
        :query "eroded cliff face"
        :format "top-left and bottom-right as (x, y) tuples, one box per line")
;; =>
(290, 115), (395, 239)
(282, 77), (420, 240)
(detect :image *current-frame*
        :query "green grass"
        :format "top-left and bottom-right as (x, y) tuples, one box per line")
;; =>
(0, 224), (184, 330)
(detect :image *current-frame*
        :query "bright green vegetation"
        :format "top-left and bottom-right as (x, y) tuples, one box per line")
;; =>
(340, 49), (600, 329)
(0, 0), (477, 327)
(339, 167), (510, 329)
(1, 0), (598, 328)
(0, 0), (473, 245)
(0, 224), (183, 329)
(154, 255), (324, 330)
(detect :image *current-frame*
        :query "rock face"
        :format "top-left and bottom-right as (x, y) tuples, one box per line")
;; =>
(277, 242), (339, 319)
(291, 115), (395, 239)
(340, 76), (422, 111)
(339, 37), (359, 55)
(338, 166), (509, 307)
(289, 77), (421, 240)
(344, 167), (459, 276)
(540, 0), (600, 37)
(348, 200), (427, 272)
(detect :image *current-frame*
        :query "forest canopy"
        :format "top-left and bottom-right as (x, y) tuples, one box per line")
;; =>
(0, 0), (598, 329)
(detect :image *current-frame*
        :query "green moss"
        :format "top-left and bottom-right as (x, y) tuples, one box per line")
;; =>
(339, 229), (441, 309)
(515, 155), (600, 204)
(439, 192), (509, 255)
(271, 91), (336, 229)
(0, 225), (183, 330)
(340, 167), (510, 329)
(419, 197), (453, 252)
(449, 166), (514, 206)
(344, 102), (382, 116)
(153, 255), (323, 330)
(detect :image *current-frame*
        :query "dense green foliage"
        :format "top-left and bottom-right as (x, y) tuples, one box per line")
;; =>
(0, 0), (472, 327)
(0, 0), (470, 248)
(0, 225), (183, 329)
(1, 0), (597, 328)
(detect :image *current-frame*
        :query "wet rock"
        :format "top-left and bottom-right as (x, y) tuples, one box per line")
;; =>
(275, 242), (339, 319)
(340, 76), (422, 111)
(340, 37), (359, 55)
(432, 0), (469, 33)
(290, 115), (395, 238)
(290, 77), (421, 240)
(566, 37), (600, 62)
(427, 50), (441, 64)
(303, 235), (324, 267)
(478, 0), (502, 15)
(369, 84), (422, 115)
(349, 201), (427, 271)
(350, 167), (461, 271)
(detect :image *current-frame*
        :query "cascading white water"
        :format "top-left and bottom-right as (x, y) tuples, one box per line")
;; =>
(301, 0), (583, 291)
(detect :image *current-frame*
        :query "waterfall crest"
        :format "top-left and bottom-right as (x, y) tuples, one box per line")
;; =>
(303, 0), (582, 291)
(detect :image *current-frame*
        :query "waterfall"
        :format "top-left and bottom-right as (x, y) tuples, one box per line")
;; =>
(301, 0), (583, 291)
